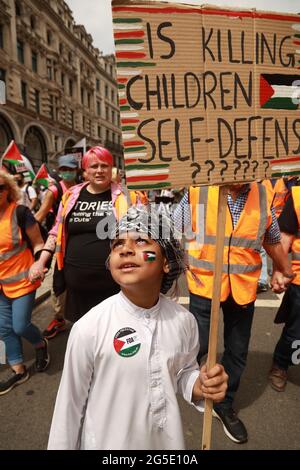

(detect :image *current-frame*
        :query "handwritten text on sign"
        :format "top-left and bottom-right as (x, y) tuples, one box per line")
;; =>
(112, 2), (300, 189)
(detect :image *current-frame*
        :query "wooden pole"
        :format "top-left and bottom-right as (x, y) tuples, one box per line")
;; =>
(201, 185), (228, 451)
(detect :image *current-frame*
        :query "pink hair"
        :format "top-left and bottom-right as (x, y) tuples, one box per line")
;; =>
(81, 146), (113, 169)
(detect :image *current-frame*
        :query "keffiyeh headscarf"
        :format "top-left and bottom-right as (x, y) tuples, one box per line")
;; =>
(110, 206), (186, 294)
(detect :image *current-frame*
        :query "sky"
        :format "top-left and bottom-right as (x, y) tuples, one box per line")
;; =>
(66, 0), (299, 54)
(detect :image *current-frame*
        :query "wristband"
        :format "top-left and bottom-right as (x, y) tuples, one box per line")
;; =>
(34, 248), (54, 261)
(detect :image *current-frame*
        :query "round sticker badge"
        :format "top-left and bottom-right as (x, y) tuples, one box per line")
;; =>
(113, 327), (141, 358)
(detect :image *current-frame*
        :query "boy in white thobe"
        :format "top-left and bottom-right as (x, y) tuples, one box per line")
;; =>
(48, 207), (227, 450)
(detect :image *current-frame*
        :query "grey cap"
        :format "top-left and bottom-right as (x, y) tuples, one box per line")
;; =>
(58, 154), (78, 169)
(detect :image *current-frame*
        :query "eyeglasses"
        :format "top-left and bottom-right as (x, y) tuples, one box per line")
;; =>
(0, 184), (8, 191)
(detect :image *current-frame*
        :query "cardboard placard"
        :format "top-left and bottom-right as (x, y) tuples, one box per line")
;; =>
(112, 1), (300, 190)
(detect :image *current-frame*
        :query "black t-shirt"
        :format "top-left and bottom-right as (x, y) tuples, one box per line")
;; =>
(278, 195), (299, 235)
(65, 187), (115, 268)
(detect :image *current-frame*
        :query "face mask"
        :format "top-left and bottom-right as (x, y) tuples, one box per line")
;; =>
(59, 171), (76, 182)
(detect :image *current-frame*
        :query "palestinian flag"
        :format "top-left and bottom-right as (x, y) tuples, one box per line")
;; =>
(113, 327), (141, 358)
(143, 251), (156, 262)
(33, 163), (50, 188)
(260, 74), (300, 110)
(1, 140), (35, 179)
(270, 156), (300, 177)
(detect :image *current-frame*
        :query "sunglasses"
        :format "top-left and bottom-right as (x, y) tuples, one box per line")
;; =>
(0, 184), (8, 191)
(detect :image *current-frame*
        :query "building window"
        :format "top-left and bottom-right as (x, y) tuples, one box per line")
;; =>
(106, 106), (109, 121)
(70, 110), (74, 129)
(97, 125), (101, 138)
(49, 95), (54, 120)
(0, 25), (4, 49)
(112, 110), (115, 125)
(0, 68), (6, 82)
(97, 100), (101, 116)
(105, 85), (108, 99)
(46, 59), (52, 80)
(30, 15), (36, 30)
(110, 65), (113, 76)
(32, 51), (38, 73)
(69, 79), (73, 97)
(59, 42), (64, 54)
(106, 129), (109, 141)
(82, 115), (85, 130)
(47, 30), (52, 46)
(15, 1), (21, 16)
(81, 87), (84, 105)
(68, 51), (72, 63)
(87, 92), (90, 109)
(21, 81), (27, 108)
(34, 89), (40, 113)
(54, 135), (59, 152)
(111, 90), (114, 102)
(61, 72), (65, 88)
(17, 40), (24, 64)
(96, 78), (100, 92)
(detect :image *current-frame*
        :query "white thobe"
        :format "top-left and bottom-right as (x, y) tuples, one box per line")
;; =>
(48, 292), (202, 450)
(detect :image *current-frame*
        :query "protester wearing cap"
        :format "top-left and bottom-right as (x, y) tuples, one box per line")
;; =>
(34, 153), (80, 340)
(29, 146), (148, 323)
(35, 154), (79, 227)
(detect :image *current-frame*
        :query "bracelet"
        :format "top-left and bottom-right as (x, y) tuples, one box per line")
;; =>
(34, 249), (54, 261)
(41, 248), (55, 255)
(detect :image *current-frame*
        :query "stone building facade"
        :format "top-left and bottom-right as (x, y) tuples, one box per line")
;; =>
(0, 0), (123, 170)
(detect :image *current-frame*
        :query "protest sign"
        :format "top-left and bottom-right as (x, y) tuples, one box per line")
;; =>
(112, 1), (300, 189)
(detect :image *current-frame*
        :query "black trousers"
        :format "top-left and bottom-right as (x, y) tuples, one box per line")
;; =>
(189, 293), (255, 409)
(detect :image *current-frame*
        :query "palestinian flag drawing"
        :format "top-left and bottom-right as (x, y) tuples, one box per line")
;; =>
(260, 74), (300, 110)
(33, 163), (50, 188)
(143, 251), (156, 262)
(113, 327), (141, 358)
(270, 156), (300, 178)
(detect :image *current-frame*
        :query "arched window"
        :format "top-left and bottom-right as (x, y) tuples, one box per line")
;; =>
(24, 126), (47, 170)
(0, 114), (14, 155)
(30, 15), (36, 30)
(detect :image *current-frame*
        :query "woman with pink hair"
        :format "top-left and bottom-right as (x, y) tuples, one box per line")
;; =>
(29, 146), (146, 323)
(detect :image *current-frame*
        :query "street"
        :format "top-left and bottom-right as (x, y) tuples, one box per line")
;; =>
(0, 282), (299, 450)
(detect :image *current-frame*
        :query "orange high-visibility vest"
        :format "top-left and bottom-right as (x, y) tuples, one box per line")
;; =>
(0, 203), (40, 298)
(272, 178), (289, 218)
(187, 183), (273, 305)
(55, 190), (143, 270)
(291, 186), (300, 286)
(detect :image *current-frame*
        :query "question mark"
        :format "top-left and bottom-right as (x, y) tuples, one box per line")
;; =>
(242, 160), (250, 180)
(263, 160), (270, 177)
(190, 162), (201, 184)
(205, 160), (215, 180)
(233, 160), (242, 180)
(252, 160), (259, 178)
(220, 160), (228, 181)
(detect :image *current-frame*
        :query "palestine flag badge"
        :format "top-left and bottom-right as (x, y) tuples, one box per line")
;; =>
(113, 327), (141, 358)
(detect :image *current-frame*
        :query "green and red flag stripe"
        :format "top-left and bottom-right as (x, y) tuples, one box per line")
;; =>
(260, 74), (300, 110)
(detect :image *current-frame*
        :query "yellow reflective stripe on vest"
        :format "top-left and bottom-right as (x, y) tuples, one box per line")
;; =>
(188, 254), (262, 274)
(1, 270), (30, 284)
(197, 185), (267, 250)
(0, 208), (28, 261)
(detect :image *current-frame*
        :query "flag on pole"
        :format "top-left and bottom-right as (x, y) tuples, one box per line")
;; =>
(1, 140), (35, 179)
(72, 137), (86, 154)
(33, 163), (50, 188)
